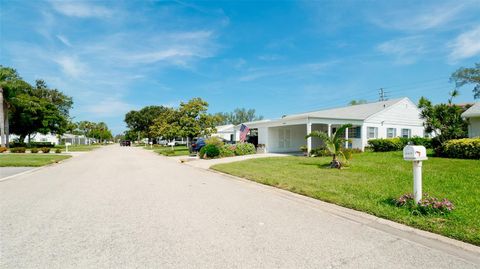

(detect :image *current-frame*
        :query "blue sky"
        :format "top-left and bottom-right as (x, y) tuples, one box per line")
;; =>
(1, 0), (480, 134)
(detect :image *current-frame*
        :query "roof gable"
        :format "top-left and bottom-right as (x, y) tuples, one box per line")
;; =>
(462, 103), (480, 118)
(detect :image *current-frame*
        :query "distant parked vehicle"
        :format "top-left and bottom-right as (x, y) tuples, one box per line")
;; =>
(189, 138), (206, 153)
(120, 140), (131, 146)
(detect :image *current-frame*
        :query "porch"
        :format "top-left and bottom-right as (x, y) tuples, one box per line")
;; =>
(262, 120), (363, 154)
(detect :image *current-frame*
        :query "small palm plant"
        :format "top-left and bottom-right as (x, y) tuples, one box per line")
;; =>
(306, 124), (352, 169)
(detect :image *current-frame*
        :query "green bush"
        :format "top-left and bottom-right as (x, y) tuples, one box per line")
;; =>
(219, 144), (235, 157)
(368, 137), (432, 152)
(199, 144), (220, 159)
(234, 143), (256, 156)
(205, 137), (224, 147)
(41, 147), (51, 153)
(0, 146), (7, 153)
(55, 148), (62, 154)
(10, 147), (26, 153)
(30, 142), (55, 148)
(310, 147), (330, 157)
(30, 148), (39, 153)
(442, 138), (480, 159)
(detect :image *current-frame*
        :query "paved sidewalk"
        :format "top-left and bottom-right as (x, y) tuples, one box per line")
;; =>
(179, 153), (290, 169)
(1, 145), (479, 268)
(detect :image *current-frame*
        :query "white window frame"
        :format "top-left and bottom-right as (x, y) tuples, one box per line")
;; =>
(367, 127), (378, 139)
(401, 128), (411, 138)
(387, 128), (396, 138)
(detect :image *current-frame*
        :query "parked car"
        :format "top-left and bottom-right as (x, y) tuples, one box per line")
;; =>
(120, 140), (131, 146)
(189, 138), (206, 153)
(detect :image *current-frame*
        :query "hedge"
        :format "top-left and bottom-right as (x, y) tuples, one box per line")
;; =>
(234, 143), (256, 156)
(199, 144), (220, 159)
(442, 138), (480, 159)
(368, 137), (432, 152)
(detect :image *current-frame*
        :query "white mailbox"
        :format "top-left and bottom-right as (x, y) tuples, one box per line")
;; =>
(403, 145), (428, 203)
(65, 142), (72, 146)
(403, 145), (427, 161)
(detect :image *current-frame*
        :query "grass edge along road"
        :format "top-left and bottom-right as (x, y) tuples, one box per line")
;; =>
(54, 144), (102, 152)
(144, 145), (190, 156)
(211, 151), (480, 246)
(0, 154), (71, 167)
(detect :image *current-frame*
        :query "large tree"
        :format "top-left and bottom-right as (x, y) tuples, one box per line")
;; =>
(124, 105), (169, 142)
(177, 98), (221, 144)
(215, 108), (264, 125)
(0, 66), (30, 147)
(450, 62), (480, 99)
(9, 81), (73, 143)
(150, 108), (180, 142)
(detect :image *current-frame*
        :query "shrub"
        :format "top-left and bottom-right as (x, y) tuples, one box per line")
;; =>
(368, 137), (432, 152)
(9, 142), (27, 148)
(41, 147), (51, 153)
(0, 146), (7, 153)
(219, 144), (235, 157)
(29, 142), (55, 148)
(10, 147), (26, 153)
(395, 193), (455, 215)
(441, 138), (480, 159)
(199, 144), (220, 159)
(205, 137), (224, 147)
(55, 148), (62, 154)
(30, 148), (39, 153)
(234, 143), (256, 156)
(310, 147), (330, 157)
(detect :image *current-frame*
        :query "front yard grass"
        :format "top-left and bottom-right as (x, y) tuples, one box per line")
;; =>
(54, 144), (101, 152)
(0, 154), (71, 167)
(211, 151), (480, 245)
(145, 145), (191, 156)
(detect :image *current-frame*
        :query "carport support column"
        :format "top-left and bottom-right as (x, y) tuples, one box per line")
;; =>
(345, 127), (349, 149)
(307, 121), (312, 155)
(327, 124), (332, 137)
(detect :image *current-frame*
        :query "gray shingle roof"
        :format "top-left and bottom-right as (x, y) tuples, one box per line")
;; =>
(282, 97), (408, 120)
(462, 103), (480, 118)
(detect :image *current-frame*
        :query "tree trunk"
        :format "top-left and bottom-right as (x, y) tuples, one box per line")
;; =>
(0, 87), (5, 147)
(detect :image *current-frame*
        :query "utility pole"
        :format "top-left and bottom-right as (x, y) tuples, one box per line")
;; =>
(379, 88), (387, 101)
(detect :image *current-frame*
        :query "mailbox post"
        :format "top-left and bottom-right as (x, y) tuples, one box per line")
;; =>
(403, 145), (428, 203)
(65, 142), (71, 153)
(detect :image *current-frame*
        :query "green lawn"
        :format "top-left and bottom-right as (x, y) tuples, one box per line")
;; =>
(0, 154), (71, 167)
(212, 151), (480, 245)
(145, 145), (191, 156)
(54, 144), (101, 152)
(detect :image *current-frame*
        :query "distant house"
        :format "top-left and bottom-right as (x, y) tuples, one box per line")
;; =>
(235, 97), (425, 153)
(211, 124), (237, 142)
(461, 102), (480, 138)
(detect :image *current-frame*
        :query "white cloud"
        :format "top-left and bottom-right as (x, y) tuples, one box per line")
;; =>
(377, 36), (426, 65)
(53, 55), (86, 78)
(50, 1), (112, 18)
(371, 3), (467, 32)
(86, 98), (135, 117)
(449, 26), (480, 61)
(56, 35), (72, 47)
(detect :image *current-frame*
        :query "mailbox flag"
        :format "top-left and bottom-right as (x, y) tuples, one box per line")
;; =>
(239, 124), (250, 142)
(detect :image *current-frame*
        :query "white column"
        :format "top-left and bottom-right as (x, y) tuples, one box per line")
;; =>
(327, 124), (332, 137)
(307, 122), (312, 155)
(345, 127), (349, 149)
(413, 161), (423, 203)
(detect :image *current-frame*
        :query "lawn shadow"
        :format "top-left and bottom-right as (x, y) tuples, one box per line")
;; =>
(298, 162), (331, 169)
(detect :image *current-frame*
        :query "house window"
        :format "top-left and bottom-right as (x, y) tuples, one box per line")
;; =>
(401, 128), (411, 138)
(367, 127), (378, 139)
(348, 127), (361, 138)
(387, 128), (396, 138)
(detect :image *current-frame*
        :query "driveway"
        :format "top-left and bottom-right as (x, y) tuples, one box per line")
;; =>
(0, 146), (478, 268)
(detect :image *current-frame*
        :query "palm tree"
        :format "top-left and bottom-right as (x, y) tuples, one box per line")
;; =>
(306, 124), (352, 169)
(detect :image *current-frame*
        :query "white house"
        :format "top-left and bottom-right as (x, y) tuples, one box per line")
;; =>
(8, 133), (60, 145)
(211, 124), (237, 141)
(461, 102), (480, 138)
(235, 97), (425, 153)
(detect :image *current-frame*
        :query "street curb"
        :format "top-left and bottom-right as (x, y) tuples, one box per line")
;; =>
(206, 168), (480, 264)
(0, 154), (74, 183)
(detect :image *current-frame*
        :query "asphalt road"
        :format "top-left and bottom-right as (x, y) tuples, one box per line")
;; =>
(1, 146), (479, 268)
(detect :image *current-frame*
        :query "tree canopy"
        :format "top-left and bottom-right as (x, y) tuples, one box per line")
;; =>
(450, 62), (480, 99)
(124, 105), (169, 141)
(215, 108), (264, 125)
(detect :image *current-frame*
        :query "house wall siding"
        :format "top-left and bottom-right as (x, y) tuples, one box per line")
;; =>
(468, 117), (480, 138)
